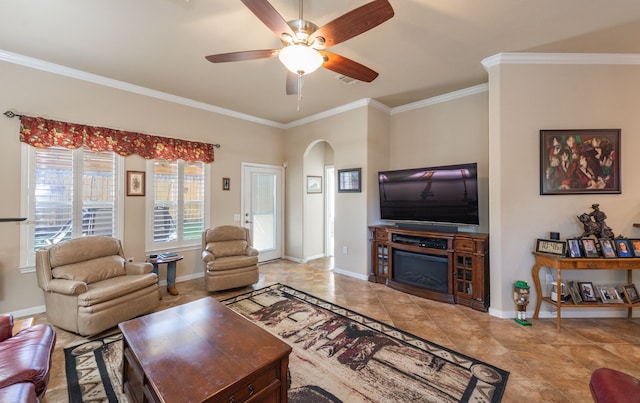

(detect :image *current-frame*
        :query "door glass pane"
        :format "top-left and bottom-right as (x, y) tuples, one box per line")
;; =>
(252, 172), (276, 251)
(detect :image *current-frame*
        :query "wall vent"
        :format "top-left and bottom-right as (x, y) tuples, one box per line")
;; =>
(335, 75), (360, 85)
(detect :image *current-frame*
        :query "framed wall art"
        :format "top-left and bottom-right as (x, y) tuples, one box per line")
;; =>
(222, 177), (230, 191)
(338, 168), (361, 193)
(127, 171), (145, 196)
(307, 176), (322, 194)
(540, 129), (620, 195)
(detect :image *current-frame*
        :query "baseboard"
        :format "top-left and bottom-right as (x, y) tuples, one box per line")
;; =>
(332, 267), (368, 281)
(6, 304), (46, 318)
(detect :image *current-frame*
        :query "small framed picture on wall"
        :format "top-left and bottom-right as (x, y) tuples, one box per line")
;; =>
(127, 171), (145, 196)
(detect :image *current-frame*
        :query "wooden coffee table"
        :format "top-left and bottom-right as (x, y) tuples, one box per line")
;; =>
(119, 297), (291, 403)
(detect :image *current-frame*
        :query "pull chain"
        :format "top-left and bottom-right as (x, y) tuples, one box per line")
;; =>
(297, 73), (303, 111)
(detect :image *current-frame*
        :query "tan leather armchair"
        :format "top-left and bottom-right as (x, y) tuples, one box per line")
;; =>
(35, 236), (160, 336)
(202, 226), (259, 292)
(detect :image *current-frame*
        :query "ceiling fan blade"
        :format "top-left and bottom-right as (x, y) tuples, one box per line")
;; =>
(319, 51), (379, 82)
(241, 0), (296, 41)
(309, 0), (394, 48)
(205, 49), (279, 63)
(286, 71), (299, 95)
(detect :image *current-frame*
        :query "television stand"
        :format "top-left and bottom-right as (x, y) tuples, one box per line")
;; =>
(369, 225), (490, 312)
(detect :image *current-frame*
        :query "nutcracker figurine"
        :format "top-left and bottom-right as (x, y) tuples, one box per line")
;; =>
(513, 280), (532, 326)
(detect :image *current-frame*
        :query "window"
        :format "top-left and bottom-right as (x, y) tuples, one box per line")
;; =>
(20, 145), (122, 268)
(146, 159), (209, 251)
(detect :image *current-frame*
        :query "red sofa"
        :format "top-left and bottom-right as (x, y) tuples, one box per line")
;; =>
(0, 315), (56, 403)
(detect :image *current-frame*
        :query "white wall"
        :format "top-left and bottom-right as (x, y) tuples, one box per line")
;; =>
(0, 60), (284, 314)
(485, 54), (640, 317)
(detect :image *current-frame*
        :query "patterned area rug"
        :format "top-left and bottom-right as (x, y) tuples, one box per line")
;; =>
(64, 283), (509, 402)
(222, 284), (509, 402)
(64, 333), (126, 402)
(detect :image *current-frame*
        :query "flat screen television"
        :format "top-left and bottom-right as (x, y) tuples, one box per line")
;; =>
(378, 162), (479, 226)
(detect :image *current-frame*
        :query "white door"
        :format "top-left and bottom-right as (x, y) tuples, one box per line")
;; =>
(242, 163), (284, 262)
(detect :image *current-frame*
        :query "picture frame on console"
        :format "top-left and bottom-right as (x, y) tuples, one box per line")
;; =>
(567, 238), (582, 258)
(615, 239), (633, 257)
(578, 282), (598, 302)
(580, 238), (599, 258)
(623, 284), (640, 304)
(539, 129), (621, 195)
(599, 239), (616, 258)
(629, 239), (640, 257)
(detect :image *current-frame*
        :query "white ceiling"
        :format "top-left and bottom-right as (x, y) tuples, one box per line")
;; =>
(1, 0), (640, 124)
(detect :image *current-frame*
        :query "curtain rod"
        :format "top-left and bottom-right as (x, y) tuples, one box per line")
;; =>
(3, 110), (221, 148)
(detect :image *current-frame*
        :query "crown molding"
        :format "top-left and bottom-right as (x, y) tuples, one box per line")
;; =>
(390, 84), (488, 115)
(2, 48), (491, 129)
(482, 52), (640, 70)
(0, 49), (285, 129)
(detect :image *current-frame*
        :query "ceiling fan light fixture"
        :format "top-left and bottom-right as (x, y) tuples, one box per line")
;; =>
(278, 44), (323, 75)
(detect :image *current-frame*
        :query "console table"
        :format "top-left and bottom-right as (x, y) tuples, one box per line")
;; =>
(531, 252), (640, 331)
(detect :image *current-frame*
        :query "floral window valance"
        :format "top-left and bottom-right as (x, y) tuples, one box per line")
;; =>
(19, 115), (215, 163)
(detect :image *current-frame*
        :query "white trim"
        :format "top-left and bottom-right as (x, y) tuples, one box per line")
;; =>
(482, 52), (640, 70)
(5, 305), (46, 318)
(332, 267), (368, 281)
(390, 84), (488, 115)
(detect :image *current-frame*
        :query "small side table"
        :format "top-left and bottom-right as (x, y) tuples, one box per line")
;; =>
(147, 254), (184, 295)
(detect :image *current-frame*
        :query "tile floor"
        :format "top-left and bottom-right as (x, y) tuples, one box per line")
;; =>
(28, 257), (640, 402)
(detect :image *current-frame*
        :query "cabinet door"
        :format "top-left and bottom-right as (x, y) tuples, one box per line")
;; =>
(455, 253), (474, 298)
(376, 241), (389, 278)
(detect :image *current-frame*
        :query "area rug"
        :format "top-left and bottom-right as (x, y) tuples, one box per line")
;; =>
(64, 333), (126, 402)
(222, 283), (509, 402)
(65, 283), (509, 402)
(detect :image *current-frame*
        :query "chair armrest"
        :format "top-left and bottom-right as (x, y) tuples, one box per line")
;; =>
(125, 261), (153, 275)
(46, 278), (88, 295)
(202, 250), (215, 263)
(246, 246), (259, 257)
(0, 314), (13, 342)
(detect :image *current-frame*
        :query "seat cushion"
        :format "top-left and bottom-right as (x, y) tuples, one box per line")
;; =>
(0, 324), (56, 398)
(52, 255), (126, 284)
(77, 274), (159, 306)
(206, 255), (258, 271)
(0, 382), (38, 403)
(590, 368), (640, 403)
(206, 240), (248, 258)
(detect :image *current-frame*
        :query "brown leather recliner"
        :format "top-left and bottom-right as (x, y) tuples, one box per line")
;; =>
(35, 236), (160, 336)
(202, 226), (259, 292)
(0, 314), (56, 402)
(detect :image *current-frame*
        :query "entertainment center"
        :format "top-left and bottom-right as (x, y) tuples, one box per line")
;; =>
(369, 225), (490, 312)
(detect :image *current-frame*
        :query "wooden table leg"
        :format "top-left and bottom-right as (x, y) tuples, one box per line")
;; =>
(531, 262), (543, 320)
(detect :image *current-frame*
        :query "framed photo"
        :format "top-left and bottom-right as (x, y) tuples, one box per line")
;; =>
(598, 285), (624, 303)
(615, 239), (633, 257)
(539, 129), (620, 195)
(222, 177), (230, 191)
(578, 282), (598, 302)
(338, 168), (361, 193)
(580, 238), (599, 258)
(126, 171), (145, 196)
(535, 239), (566, 256)
(629, 239), (640, 257)
(622, 284), (640, 304)
(599, 239), (616, 258)
(567, 238), (582, 258)
(306, 176), (322, 194)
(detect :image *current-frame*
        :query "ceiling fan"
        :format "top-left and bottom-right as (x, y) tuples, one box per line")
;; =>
(205, 0), (394, 99)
